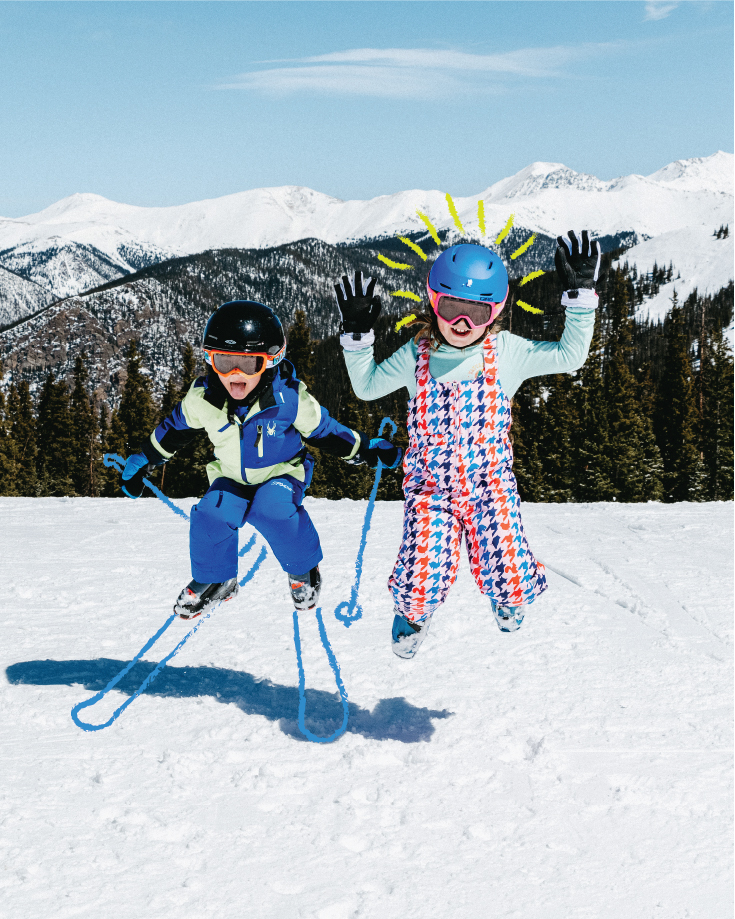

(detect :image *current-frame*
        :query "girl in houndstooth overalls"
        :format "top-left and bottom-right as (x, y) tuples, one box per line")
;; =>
(335, 232), (601, 657)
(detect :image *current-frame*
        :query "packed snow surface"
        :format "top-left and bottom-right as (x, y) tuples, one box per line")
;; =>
(1, 497), (732, 919)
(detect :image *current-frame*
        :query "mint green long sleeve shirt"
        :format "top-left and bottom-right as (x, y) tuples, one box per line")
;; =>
(342, 306), (597, 401)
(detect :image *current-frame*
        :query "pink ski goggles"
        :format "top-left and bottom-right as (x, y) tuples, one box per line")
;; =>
(427, 281), (508, 329)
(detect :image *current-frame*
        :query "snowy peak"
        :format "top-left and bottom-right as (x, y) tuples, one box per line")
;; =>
(487, 162), (609, 200)
(647, 151), (734, 192)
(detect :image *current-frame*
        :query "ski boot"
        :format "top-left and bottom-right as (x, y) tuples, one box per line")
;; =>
(391, 610), (433, 659)
(287, 566), (322, 610)
(174, 578), (239, 620)
(491, 600), (525, 633)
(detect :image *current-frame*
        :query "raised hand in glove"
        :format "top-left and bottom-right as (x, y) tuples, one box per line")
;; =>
(347, 435), (402, 470)
(334, 270), (382, 338)
(555, 230), (601, 292)
(121, 452), (153, 499)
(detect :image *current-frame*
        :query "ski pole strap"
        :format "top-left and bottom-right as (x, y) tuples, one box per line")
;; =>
(334, 416), (397, 628)
(293, 607), (350, 743)
(103, 453), (190, 522)
(70, 543), (267, 732)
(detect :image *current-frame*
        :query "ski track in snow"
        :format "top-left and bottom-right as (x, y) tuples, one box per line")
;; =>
(1, 497), (732, 919)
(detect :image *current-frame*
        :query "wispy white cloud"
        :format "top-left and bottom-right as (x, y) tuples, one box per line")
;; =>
(644, 2), (679, 21)
(218, 44), (623, 99)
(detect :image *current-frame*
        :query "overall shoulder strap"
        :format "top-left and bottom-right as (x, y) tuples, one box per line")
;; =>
(415, 337), (431, 387)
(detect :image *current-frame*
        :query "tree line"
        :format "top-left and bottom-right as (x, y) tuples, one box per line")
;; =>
(0, 260), (731, 503)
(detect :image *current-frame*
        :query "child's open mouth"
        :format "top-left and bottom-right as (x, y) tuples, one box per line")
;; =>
(229, 381), (249, 399)
(450, 324), (473, 340)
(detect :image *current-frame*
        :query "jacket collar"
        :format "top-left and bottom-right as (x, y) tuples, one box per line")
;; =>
(201, 362), (293, 415)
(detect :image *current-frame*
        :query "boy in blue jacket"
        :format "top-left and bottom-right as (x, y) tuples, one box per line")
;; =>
(121, 300), (400, 619)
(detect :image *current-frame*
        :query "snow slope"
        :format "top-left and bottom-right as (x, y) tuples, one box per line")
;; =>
(615, 225), (734, 324)
(1, 497), (732, 919)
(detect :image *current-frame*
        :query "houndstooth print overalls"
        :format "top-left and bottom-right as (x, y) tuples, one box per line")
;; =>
(389, 335), (547, 622)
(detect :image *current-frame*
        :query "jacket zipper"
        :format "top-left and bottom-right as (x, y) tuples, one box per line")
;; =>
(256, 424), (264, 458)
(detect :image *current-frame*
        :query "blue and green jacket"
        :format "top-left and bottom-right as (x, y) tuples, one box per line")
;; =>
(142, 361), (361, 486)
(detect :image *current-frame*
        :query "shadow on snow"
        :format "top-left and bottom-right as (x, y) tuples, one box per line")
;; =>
(6, 659), (453, 743)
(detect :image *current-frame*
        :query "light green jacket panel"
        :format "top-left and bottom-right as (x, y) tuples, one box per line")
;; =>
(150, 380), (352, 486)
(342, 307), (596, 401)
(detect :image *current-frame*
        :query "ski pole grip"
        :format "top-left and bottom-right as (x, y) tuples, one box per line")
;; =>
(103, 452), (126, 473)
(378, 417), (397, 441)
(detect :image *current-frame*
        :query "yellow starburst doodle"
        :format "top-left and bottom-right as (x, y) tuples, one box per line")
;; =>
(520, 270), (545, 286)
(511, 234), (536, 260)
(398, 236), (427, 261)
(378, 254), (412, 270)
(379, 201), (546, 315)
(445, 194), (465, 234)
(395, 314), (417, 331)
(517, 300), (544, 314)
(416, 211), (441, 247)
(495, 213), (514, 245)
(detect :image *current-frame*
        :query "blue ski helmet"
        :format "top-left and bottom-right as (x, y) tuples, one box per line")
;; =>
(427, 244), (509, 320)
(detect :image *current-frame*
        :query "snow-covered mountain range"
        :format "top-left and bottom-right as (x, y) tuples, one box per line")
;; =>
(0, 152), (731, 328)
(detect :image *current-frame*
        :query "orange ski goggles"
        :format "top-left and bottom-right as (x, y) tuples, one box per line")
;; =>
(205, 345), (285, 379)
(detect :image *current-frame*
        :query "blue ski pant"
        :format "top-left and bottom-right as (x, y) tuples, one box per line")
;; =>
(190, 475), (322, 583)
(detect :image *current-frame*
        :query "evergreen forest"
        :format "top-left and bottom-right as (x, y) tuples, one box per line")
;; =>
(0, 251), (731, 504)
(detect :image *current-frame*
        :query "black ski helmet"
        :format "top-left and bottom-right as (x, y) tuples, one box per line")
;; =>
(203, 300), (286, 364)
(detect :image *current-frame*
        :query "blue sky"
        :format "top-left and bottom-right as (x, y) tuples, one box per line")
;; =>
(0, 1), (732, 216)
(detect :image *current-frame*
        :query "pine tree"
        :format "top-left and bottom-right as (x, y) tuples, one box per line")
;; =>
(510, 383), (547, 503)
(6, 380), (38, 496)
(100, 409), (127, 497)
(575, 314), (614, 501)
(69, 355), (99, 496)
(159, 375), (180, 422)
(656, 293), (705, 501)
(701, 325), (734, 500)
(287, 310), (316, 389)
(36, 372), (74, 496)
(604, 270), (663, 501)
(0, 363), (17, 495)
(117, 340), (156, 455)
(537, 373), (578, 502)
(179, 342), (199, 400)
(97, 403), (116, 496)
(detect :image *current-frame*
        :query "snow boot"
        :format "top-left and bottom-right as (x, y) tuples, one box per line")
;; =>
(392, 611), (433, 659)
(288, 566), (322, 610)
(491, 600), (525, 633)
(174, 578), (239, 620)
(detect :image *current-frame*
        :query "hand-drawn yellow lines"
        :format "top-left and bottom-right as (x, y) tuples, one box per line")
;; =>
(445, 194), (464, 235)
(519, 269), (545, 286)
(416, 211), (441, 246)
(381, 195), (547, 316)
(516, 300), (543, 314)
(477, 200), (486, 237)
(395, 313), (417, 331)
(495, 214), (514, 245)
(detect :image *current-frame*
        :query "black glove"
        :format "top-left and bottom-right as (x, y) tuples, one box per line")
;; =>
(334, 271), (382, 337)
(347, 434), (402, 470)
(555, 230), (601, 291)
